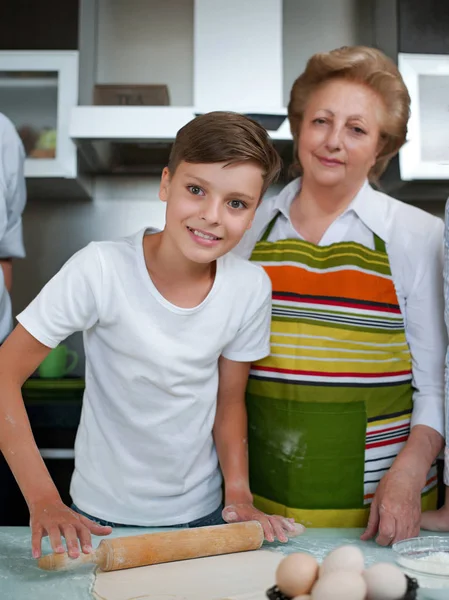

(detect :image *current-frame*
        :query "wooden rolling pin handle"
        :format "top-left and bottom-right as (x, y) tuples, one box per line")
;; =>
(37, 520), (264, 572)
(37, 548), (102, 571)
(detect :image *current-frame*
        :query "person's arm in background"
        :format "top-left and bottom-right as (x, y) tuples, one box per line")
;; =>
(421, 198), (449, 532)
(362, 217), (446, 545)
(0, 115), (27, 293)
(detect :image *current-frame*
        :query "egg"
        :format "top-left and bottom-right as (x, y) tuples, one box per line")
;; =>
(319, 545), (365, 576)
(311, 571), (367, 600)
(276, 552), (319, 597)
(363, 562), (407, 600)
(292, 596), (312, 600)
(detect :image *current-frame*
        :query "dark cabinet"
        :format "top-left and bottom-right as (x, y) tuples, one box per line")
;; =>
(0, 0), (80, 51)
(0, 397), (81, 526)
(0, 454), (75, 526)
(375, 0), (449, 58)
(398, 0), (449, 54)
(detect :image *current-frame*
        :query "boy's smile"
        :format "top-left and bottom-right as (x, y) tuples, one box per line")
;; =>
(186, 226), (223, 246)
(159, 160), (264, 264)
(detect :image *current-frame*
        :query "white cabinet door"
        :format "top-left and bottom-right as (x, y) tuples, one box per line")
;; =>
(0, 51), (79, 178)
(399, 53), (449, 180)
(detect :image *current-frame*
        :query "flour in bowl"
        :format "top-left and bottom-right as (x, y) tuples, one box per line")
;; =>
(412, 552), (449, 575)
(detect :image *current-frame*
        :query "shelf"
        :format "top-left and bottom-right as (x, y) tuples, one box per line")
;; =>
(0, 76), (58, 88)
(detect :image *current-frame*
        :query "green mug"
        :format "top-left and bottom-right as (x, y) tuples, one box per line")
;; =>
(38, 345), (78, 379)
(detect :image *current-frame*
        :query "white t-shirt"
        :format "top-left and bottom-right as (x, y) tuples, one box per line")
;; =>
(17, 228), (272, 525)
(0, 113), (26, 342)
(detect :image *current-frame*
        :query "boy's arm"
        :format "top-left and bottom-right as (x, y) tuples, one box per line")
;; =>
(213, 356), (298, 543)
(0, 327), (111, 559)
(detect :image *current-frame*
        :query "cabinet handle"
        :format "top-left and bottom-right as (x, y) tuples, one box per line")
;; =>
(39, 449), (75, 460)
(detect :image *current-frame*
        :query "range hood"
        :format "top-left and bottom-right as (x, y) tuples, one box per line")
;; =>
(70, 105), (292, 175)
(70, 0), (293, 175)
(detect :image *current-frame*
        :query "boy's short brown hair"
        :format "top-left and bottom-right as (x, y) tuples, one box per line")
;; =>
(168, 111), (281, 198)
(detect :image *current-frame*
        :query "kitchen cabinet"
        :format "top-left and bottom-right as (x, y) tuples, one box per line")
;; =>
(0, 454), (75, 526)
(0, 389), (82, 526)
(398, 0), (449, 55)
(0, 0), (79, 51)
(0, 0), (95, 199)
(0, 51), (78, 178)
(374, 0), (449, 59)
(397, 53), (449, 181)
(0, 50), (92, 199)
(373, 0), (449, 194)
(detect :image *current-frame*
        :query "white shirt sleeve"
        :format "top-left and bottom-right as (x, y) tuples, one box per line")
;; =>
(444, 199), (449, 476)
(401, 217), (446, 437)
(221, 268), (272, 362)
(0, 114), (26, 258)
(16, 243), (103, 348)
(444, 447), (449, 486)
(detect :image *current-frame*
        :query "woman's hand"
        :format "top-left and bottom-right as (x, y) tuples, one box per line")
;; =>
(361, 426), (443, 546)
(29, 497), (112, 559)
(360, 469), (422, 546)
(222, 503), (304, 543)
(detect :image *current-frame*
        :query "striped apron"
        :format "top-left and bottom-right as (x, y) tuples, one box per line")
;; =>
(247, 214), (438, 527)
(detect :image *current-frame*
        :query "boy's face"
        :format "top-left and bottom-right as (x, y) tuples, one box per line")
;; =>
(159, 160), (263, 264)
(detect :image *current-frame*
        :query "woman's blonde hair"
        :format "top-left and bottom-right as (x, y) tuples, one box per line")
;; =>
(288, 46), (410, 182)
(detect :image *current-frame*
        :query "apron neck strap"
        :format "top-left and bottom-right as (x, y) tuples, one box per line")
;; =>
(373, 233), (386, 253)
(260, 212), (281, 242)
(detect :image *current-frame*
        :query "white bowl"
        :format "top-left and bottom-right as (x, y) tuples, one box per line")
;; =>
(392, 536), (449, 598)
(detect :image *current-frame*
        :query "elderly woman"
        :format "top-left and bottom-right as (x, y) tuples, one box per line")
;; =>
(235, 46), (446, 545)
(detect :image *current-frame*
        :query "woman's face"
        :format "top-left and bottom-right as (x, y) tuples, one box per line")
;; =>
(297, 78), (385, 191)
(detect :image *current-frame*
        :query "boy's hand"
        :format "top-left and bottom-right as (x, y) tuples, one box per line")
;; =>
(222, 503), (305, 543)
(29, 499), (112, 559)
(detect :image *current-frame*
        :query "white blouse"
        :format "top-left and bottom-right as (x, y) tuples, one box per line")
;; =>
(234, 178), (446, 437)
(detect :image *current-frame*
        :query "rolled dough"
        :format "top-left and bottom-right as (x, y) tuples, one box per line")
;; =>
(92, 549), (283, 600)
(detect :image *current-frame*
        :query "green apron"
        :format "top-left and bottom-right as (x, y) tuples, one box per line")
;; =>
(246, 214), (437, 527)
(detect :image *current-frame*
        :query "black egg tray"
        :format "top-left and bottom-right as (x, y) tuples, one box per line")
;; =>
(266, 574), (419, 600)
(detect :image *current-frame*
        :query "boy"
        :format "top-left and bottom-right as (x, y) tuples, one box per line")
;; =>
(0, 112), (297, 560)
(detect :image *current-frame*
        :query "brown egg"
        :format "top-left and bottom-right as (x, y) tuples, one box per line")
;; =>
(276, 552), (319, 597)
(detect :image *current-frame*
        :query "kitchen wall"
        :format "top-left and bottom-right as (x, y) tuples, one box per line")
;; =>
(11, 0), (447, 374)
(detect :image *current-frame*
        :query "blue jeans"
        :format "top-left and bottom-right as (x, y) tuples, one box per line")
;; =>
(71, 503), (226, 528)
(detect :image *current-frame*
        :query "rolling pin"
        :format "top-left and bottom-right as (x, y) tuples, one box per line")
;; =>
(37, 520), (264, 572)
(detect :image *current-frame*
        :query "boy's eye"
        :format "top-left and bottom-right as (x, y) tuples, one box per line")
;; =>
(187, 185), (204, 196)
(228, 199), (246, 210)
